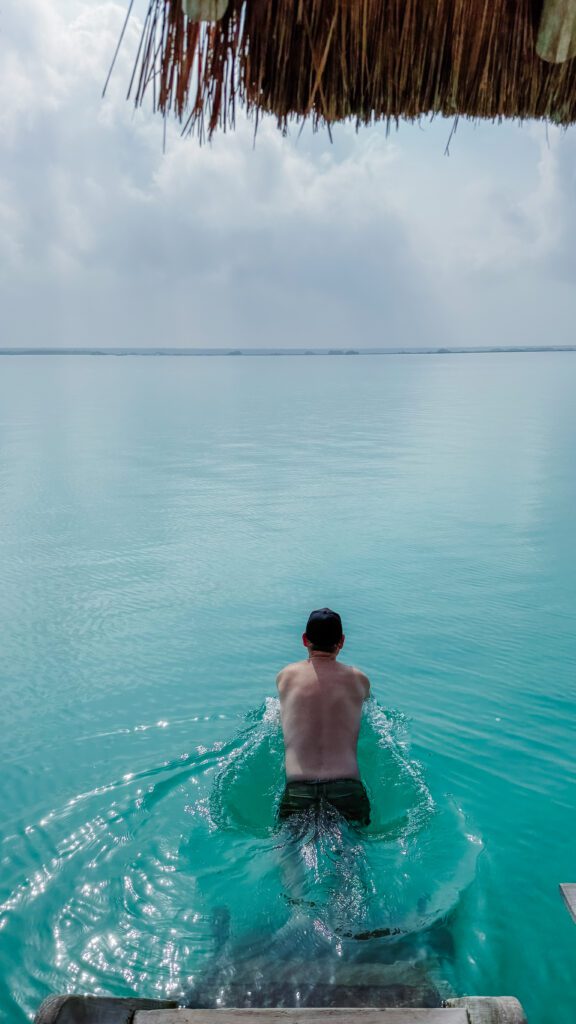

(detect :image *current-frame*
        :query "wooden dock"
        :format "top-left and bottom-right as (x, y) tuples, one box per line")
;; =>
(138, 1013), (466, 1024)
(560, 883), (576, 924)
(36, 997), (528, 1024)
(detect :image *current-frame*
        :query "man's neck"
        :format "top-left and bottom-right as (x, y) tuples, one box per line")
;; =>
(308, 651), (338, 662)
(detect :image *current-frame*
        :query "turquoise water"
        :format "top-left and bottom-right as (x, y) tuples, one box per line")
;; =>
(0, 354), (575, 1023)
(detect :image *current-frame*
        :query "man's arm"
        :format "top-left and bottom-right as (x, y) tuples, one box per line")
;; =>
(276, 664), (292, 694)
(356, 669), (371, 701)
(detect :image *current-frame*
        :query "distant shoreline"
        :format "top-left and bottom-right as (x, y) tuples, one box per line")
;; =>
(1, 346), (575, 357)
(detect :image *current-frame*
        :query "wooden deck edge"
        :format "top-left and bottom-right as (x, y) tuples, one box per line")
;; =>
(560, 882), (576, 923)
(445, 996), (527, 1022)
(134, 1012), (468, 1024)
(35, 997), (530, 1024)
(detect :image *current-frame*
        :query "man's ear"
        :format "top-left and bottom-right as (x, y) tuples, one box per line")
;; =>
(302, 633), (311, 648)
(339, 634), (345, 649)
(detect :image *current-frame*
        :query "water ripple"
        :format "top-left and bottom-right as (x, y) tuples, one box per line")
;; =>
(0, 701), (481, 1020)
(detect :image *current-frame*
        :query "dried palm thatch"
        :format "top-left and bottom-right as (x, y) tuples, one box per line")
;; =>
(121, 0), (576, 139)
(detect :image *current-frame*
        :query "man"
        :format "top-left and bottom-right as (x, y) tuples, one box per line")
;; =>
(276, 608), (371, 827)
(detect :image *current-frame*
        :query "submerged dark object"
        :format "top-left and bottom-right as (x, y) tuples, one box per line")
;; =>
(185, 958), (443, 1008)
(34, 996), (178, 1023)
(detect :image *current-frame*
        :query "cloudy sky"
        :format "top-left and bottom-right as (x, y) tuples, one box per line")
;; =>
(2, 0), (576, 349)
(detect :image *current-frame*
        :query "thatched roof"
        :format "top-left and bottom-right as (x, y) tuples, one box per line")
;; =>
(122, 0), (576, 139)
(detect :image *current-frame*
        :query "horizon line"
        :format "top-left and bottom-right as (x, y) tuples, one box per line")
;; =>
(1, 345), (575, 357)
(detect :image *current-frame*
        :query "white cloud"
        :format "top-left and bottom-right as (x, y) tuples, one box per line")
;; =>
(0, 0), (575, 347)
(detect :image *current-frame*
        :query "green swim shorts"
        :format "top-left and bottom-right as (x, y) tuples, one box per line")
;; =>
(278, 777), (371, 826)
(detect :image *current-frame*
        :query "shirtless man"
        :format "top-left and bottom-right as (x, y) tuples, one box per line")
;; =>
(276, 608), (371, 827)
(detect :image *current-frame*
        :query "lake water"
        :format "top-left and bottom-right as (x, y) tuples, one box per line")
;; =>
(0, 354), (575, 1024)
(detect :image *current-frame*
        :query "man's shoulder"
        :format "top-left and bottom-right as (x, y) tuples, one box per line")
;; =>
(278, 659), (307, 673)
(339, 660), (369, 679)
(343, 663), (371, 695)
(276, 660), (306, 684)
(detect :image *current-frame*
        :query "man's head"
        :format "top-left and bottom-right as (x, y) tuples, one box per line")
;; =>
(303, 607), (344, 654)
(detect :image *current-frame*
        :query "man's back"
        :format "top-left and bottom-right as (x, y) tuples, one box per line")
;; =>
(277, 655), (370, 781)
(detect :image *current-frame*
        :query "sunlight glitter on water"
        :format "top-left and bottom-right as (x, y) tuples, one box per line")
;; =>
(1, 699), (480, 1017)
(0, 354), (575, 1023)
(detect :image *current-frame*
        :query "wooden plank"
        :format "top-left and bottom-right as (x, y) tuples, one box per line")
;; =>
(445, 997), (527, 1022)
(135, 1011), (469, 1024)
(536, 0), (576, 63)
(560, 882), (576, 923)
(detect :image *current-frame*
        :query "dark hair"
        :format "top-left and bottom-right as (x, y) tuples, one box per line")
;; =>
(306, 638), (341, 654)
